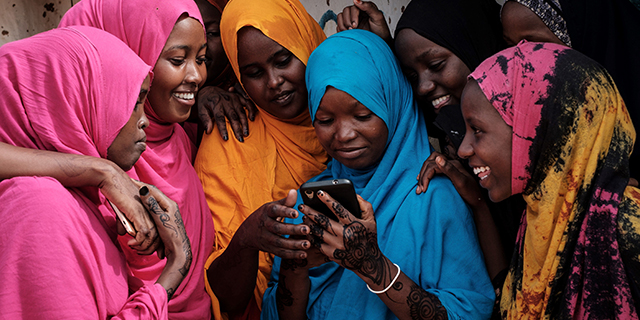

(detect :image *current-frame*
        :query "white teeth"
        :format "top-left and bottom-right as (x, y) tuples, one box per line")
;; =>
(473, 166), (490, 179)
(431, 95), (450, 107)
(173, 92), (195, 100)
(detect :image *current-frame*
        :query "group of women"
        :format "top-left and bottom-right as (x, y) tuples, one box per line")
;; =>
(0, 0), (638, 319)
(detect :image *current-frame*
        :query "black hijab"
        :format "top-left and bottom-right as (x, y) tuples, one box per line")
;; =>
(395, 0), (505, 71)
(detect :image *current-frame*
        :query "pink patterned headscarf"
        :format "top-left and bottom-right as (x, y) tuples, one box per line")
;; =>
(60, 1), (215, 319)
(470, 41), (638, 319)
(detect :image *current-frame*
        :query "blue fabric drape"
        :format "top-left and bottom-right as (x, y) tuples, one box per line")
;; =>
(261, 30), (494, 320)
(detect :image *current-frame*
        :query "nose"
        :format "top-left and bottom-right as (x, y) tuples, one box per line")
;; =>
(334, 120), (357, 143)
(267, 69), (284, 90)
(457, 130), (473, 159)
(185, 59), (205, 88)
(417, 73), (436, 97)
(139, 112), (149, 130)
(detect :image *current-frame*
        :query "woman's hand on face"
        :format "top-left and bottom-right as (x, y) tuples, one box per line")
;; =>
(197, 84), (256, 142)
(416, 151), (485, 207)
(336, 0), (391, 45)
(300, 192), (387, 280)
(240, 189), (311, 260)
(137, 183), (192, 300)
(99, 164), (160, 254)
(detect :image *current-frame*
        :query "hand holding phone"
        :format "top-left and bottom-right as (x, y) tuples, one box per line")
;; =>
(108, 200), (137, 237)
(300, 179), (361, 221)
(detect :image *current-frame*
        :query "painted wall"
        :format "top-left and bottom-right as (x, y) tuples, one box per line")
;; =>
(0, 0), (410, 46)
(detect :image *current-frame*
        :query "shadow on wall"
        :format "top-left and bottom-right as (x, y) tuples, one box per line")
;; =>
(1, 0), (80, 46)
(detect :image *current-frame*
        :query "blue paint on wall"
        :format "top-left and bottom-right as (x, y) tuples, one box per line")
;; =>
(318, 10), (337, 29)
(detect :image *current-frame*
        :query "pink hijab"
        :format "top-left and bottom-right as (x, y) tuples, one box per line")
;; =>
(0, 26), (168, 318)
(60, 1), (215, 319)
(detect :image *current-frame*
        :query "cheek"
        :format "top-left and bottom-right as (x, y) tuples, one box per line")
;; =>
(314, 126), (333, 151)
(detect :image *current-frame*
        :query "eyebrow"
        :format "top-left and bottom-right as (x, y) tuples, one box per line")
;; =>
(416, 48), (444, 61)
(239, 48), (289, 71)
(164, 43), (207, 52)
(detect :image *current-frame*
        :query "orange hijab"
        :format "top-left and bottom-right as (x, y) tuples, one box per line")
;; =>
(194, 0), (327, 318)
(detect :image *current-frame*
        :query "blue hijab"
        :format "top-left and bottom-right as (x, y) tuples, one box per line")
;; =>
(262, 30), (494, 320)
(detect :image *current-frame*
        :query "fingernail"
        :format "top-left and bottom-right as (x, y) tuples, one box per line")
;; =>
(436, 156), (445, 166)
(223, 135), (228, 141)
(244, 130), (249, 136)
(302, 226), (309, 233)
(303, 241), (310, 248)
(298, 204), (305, 211)
(238, 136), (244, 142)
(317, 190), (325, 196)
(139, 186), (149, 196)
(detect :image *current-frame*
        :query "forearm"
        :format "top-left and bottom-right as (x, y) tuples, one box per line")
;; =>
(357, 256), (448, 320)
(0, 142), (116, 187)
(207, 231), (260, 314)
(275, 261), (311, 320)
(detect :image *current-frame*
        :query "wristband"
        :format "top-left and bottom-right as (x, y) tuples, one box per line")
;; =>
(366, 263), (401, 294)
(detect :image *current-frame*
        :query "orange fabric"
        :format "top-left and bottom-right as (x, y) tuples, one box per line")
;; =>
(195, 0), (328, 319)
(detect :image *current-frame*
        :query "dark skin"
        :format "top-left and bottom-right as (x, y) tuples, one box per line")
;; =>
(277, 191), (448, 320)
(336, 0), (392, 46)
(500, 1), (565, 46)
(193, 0), (257, 142)
(136, 183), (192, 301)
(207, 189), (311, 315)
(336, 0), (507, 280)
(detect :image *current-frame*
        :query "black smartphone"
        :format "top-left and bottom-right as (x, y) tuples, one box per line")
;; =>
(299, 179), (361, 221)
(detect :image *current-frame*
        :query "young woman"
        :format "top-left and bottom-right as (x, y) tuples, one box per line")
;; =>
(460, 40), (640, 318)
(194, 0), (329, 318)
(58, 1), (215, 318)
(500, 0), (640, 184)
(337, 0), (522, 282)
(261, 29), (494, 320)
(0, 26), (190, 318)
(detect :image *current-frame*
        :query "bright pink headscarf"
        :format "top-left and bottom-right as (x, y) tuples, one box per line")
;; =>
(60, 1), (215, 319)
(0, 26), (168, 318)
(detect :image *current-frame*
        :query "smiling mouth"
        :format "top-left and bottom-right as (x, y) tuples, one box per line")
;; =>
(473, 166), (491, 180)
(173, 92), (195, 100)
(431, 95), (450, 110)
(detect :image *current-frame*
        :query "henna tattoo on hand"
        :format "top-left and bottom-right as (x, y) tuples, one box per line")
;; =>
(276, 274), (294, 311)
(314, 212), (337, 236)
(175, 209), (192, 276)
(331, 201), (348, 220)
(333, 221), (390, 286)
(406, 284), (447, 320)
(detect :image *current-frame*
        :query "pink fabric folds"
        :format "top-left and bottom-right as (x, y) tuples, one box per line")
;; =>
(60, 1), (215, 319)
(0, 26), (166, 318)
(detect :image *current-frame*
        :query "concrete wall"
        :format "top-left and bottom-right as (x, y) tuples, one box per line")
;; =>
(0, 0), (410, 46)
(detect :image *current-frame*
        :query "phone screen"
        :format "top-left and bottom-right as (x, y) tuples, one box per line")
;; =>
(300, 179), (361, 220)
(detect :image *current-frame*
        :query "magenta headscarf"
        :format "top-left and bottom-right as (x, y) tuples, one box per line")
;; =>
(60, 1), (215, 319)
(470, 41), (638, 318)
(0, 26), (169, 318)
(0, 25), (150, 204)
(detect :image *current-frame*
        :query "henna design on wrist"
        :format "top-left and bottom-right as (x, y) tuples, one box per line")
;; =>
(175, 209), (192, 276)
(406, 283), (447, 320)
(276, 274), (294, 311)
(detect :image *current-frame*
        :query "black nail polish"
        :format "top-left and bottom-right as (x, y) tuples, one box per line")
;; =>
(317, 190), (324, 196)
(238, 136), (244, 142)
(223, 135), (228, 141)
(139, 186), (149, 196)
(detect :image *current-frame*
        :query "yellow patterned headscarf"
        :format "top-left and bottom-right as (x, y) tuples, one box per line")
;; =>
(470, 41), (640, 319)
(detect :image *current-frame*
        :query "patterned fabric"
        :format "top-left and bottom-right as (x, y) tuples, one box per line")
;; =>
(506, 0), (571, 46)
(59, 1), (215, 319)
(195, 0), (328, 318)
(262, 29), (494, 320)
(470, 41), (640, 319)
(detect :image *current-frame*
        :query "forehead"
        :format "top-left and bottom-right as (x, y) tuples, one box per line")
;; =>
(395, 29), (449, 61)
(461, 81), (495, 120)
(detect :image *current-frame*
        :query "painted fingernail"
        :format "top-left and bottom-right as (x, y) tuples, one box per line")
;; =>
(317, 190), (325, 196)
(436, 156), (445, 166)
(302, 226), (309, 233)
(238, 136), (244, 142)
(244, 130), (249, 136)
(223, 135), (228, 141)
(139, 186), (149, 196)
(303, 241), (310, 248)
(298, 204), (305, 211)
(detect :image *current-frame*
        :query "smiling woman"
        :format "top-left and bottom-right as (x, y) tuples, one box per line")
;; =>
(462, 41), (640, 318)
(193, 0), (329, 318)
(59, 0), (215, 318)
(262, 29), (494, 320)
